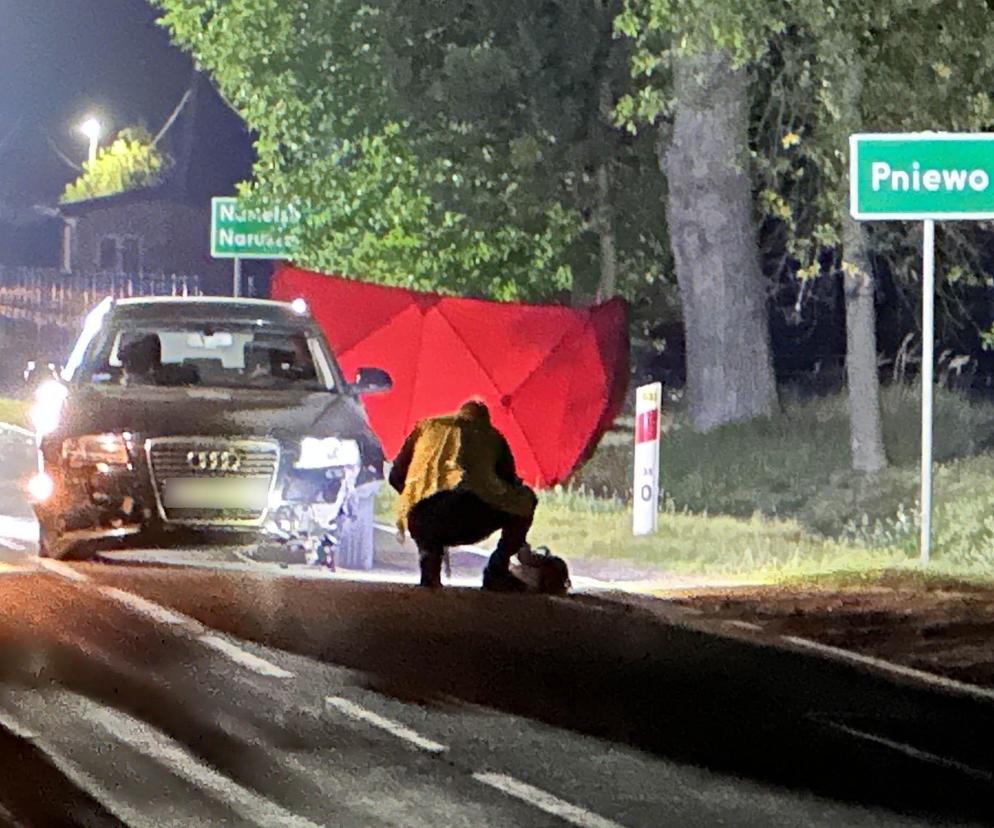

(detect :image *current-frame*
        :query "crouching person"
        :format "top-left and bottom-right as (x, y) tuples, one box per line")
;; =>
(389, 399), (537, 590)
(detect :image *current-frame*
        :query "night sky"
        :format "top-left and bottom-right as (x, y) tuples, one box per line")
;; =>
(0, 0), (193, 205)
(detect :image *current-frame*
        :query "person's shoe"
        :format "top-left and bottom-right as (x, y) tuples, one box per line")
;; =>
(482, 567), (527, 592)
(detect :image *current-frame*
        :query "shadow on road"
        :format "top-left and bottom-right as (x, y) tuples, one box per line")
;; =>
(83, 567), (994, 825)
(0, 696), (120, 827)
(0, 576), (332, 825)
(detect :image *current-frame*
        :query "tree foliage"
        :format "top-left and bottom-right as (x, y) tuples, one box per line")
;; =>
(61, 126), (172, 203)
(755, 3), (994, 274)
(615, 0), (994, 288)
(156, 0), (612, 300)
(373, 0), (668, 301)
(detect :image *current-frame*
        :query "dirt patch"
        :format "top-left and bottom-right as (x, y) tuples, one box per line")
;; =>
(666, 573), (994, 688)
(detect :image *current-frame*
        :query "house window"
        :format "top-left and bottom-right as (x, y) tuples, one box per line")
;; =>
(98, 237), (118, 271)
(96, 235), (143, 273)
(121, 236), (142, 273)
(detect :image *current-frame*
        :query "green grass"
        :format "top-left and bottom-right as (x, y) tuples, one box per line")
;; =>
(766, 566), (994, 593)
(531, 487), (905, 578)
(375, 480), (906, 579)
(0, 397), (28, 429)
(577, 384), (994, 537)
(377, 385), (994, 581)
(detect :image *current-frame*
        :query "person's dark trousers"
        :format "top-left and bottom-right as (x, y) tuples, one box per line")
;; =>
(406, 488), (536, 587)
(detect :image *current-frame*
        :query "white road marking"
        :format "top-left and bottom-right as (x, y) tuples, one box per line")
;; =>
(818, 718), (993, 781)
(0, 514), (38, 543)
(727, 620), (763, 631)
(101, 587), (290, 677)
(34, 564), (291, 683)
(79, 697), (324, 828)
(783, 635), (994, 703)
(0, 706), (152, 827)
(198, 635), (294, 679)
(37, 571), (292, 680)
(0, 420), (33, 438)
(325, 696), (448, 754)
(472, 772), (627, 828)
(98, 586), (198, 628)
(674, 605), (703, 615)
(38, 558), (89, 582)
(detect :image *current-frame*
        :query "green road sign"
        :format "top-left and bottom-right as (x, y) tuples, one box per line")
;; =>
(210, 196), (302, 259)
(850, 133), (994, 220)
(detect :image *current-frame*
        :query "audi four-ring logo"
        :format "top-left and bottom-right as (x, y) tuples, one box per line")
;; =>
(185, 450), (243, 472)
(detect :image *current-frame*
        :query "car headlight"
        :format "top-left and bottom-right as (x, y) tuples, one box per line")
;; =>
(62, 433), (131, 470)
(295, 437), (360, 470)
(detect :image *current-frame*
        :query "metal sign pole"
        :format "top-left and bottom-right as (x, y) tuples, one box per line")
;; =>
(920, 219), (935, 566)
(233, 256), (241, 298)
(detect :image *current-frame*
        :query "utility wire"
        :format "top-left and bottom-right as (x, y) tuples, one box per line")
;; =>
(41, 129), (82, 172)
(152, 85), (194, 149)
(0, 118), (23, 161)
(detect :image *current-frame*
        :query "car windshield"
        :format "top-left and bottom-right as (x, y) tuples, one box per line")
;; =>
(83, 323), (335, 391)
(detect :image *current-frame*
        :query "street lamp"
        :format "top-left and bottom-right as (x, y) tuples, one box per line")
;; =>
(78, 117), (101, 165)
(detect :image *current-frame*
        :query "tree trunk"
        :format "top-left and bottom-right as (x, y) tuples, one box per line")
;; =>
(594, 36), (618, 302)
(841, 213), (887, 472)
(663, 49), (777, 430)
(594, 160), (617, 301)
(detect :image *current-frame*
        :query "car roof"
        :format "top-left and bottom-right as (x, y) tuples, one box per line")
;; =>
(107, 296), (314, 327)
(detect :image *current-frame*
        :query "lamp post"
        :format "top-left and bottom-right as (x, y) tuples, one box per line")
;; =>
(78, 117), (101, 165)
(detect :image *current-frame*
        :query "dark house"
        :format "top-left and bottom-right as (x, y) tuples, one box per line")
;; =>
(56, 72), (260, 294)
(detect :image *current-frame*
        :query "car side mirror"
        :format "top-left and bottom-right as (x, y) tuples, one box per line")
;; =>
(351, 367), (392, 395)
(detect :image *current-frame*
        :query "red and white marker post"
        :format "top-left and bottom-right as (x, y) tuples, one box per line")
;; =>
(632, 382), (662, 536)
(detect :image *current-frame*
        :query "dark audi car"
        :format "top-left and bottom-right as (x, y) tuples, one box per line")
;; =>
(27, 296), (392, 565)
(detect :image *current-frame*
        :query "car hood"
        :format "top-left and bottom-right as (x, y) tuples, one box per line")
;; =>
(60, 385), (373, 443)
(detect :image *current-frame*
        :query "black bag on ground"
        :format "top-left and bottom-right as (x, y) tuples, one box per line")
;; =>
(510, 545), (571, 596)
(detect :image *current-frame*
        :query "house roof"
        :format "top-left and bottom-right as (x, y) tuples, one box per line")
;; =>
(57, 71), (254, 217)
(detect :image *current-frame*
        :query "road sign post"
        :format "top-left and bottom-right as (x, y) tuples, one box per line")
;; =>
(210, 197), (301, 296)
(633, 382), (662, 536)
(233, 256), (241, 298)
(850, 133), (994, 566)
(920, 219), (935, 565)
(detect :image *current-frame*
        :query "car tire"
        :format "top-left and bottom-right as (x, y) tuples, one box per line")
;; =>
(335, 489), (375, 570)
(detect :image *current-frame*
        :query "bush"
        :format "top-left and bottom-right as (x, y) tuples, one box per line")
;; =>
(573, 384), (994, 538)
(842, 455), (994, 571)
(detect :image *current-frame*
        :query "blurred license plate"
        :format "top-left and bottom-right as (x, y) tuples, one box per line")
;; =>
(163, 477), (270, 510)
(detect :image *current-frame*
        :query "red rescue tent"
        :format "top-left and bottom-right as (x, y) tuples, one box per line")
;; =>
(272, 266), (629, 487)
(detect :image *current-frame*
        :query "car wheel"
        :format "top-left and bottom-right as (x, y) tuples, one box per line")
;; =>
(335, 489), (375, 570)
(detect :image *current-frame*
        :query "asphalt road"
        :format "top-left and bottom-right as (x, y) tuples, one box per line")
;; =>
(0, 562), (989, 828)
(1, 426), (994, 825)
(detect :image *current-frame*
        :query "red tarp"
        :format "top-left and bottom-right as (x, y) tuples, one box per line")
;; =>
(272, 266), (629, 487)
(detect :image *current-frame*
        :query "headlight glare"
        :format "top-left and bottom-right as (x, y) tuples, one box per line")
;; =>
(295, 437), (360, 469)
(31, 380), (68, 436)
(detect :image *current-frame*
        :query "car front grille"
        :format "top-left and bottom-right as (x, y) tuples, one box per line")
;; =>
(146, 437), (280, 526)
